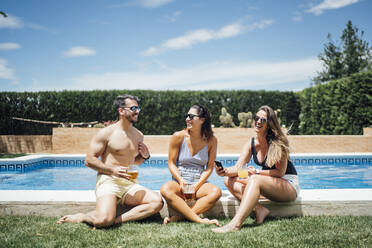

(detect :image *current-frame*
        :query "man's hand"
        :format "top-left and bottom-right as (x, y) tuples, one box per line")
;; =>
(110, 166), (131, 180)
(138, 141), (150, 159)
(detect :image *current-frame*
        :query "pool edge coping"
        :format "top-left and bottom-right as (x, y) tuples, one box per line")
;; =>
(1, 189), (372, 217)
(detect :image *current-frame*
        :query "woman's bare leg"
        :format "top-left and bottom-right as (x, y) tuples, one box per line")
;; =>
(224, 176), (246, 200)
(213, 175), (296, 233)
(160, 181), (220, 226)
(224, 176), (270, 224)
(191, 183), (222, 215)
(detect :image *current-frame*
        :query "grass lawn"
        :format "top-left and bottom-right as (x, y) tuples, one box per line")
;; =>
(0, 153), (28, 159)
(0, 215), (371, 248)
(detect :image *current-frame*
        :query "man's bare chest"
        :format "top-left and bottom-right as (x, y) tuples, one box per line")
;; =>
(108, 131), (139, 155)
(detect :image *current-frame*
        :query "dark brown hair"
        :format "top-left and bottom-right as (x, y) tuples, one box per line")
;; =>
(113, 94), (139, 118)
(191, 104), (214, 141)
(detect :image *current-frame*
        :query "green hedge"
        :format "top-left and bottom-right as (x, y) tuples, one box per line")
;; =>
(299, 71), (372, 134)
(0, 90), (300, 135)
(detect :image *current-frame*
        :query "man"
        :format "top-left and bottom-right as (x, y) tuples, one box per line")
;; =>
(57, 94), (163, 228)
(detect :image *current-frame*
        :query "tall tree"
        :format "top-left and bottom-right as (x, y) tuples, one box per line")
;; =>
(314, 20), (372, 84)
(342, 20), (371, 76)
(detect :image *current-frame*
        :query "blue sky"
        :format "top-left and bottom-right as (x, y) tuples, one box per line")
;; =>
(1, 0), (371, 92)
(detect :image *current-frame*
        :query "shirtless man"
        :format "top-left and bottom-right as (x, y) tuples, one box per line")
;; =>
(57, 94), (163, 228)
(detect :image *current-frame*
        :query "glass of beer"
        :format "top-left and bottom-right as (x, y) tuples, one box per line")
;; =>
(238, 164), (248, 179)
(127, 165), (139, 180)
(183, 184), (194, 202)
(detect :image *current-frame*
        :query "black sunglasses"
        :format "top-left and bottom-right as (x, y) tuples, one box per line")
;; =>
(124, 106), (141, 112)
(254, 115), (267, 124)
(185, 113), (200, 120)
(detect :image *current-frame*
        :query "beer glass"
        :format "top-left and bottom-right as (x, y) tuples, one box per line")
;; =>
(238, 164), (249, 179)
(183, 184), (194, 201)
(127, 165), (139, 180)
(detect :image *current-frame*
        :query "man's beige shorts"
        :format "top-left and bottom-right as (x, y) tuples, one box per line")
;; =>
(95, 174), (140, 205)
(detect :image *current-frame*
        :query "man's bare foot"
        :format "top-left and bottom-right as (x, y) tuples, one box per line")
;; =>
(212, 223), (240, 233)
(255, 204), (270, 224)
(200, 218), (220, 226)
(163, 215), (184, 225)
(56, 213), (84, 224)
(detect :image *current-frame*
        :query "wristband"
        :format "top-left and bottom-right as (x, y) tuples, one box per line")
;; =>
(256, 169), (260, 174)
(141, 154), (150, 160)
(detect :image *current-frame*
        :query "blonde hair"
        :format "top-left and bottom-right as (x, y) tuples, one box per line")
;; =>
(257, 106), (289, 167)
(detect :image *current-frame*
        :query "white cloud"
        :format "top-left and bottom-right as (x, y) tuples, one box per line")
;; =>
(136, 0), (174, 8)
(109, 0), (173, 8)
(142, 20), (273, 56)
(66, 57), (320, 91)
(63, 46), (96, 57)
(0, 14), (23, 29)
(164, 11), (182, 23)
(307, 0), (360, 15)
(292, 16), (303, 22)
(0, 42), (21, 51)
(0, 58), (18, 81)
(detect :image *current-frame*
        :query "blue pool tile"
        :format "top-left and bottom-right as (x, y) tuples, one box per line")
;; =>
(8, 164), (15, 172)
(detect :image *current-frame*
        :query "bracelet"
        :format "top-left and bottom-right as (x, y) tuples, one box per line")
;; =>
(141, 154), (150, 160)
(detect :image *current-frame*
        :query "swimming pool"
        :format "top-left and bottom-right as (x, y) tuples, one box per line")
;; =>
(0, 154), (371, 190)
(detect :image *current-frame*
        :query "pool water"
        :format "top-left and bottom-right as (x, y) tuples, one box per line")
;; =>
(0, 162), (371, 190)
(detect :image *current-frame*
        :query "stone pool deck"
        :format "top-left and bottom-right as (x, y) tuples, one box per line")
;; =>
(1, 189), (372, 218)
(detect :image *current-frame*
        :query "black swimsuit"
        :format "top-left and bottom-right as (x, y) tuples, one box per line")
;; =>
(251, 138), (297, 175)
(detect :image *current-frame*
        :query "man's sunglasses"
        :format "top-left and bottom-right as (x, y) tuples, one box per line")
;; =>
(254, 115), (267, 124)
(124, 106), (141, 112)
(185, 113), (200, 120)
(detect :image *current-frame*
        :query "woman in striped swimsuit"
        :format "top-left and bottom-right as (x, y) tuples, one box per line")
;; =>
(161, 104), (222, 226)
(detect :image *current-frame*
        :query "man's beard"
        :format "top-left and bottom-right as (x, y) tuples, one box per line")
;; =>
(125, 114), (138, 123)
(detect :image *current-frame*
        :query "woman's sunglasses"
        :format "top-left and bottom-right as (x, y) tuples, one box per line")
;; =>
(124, 106), (141, 112)
(254, 115), (267, 124)
(185, 113), (200, 120)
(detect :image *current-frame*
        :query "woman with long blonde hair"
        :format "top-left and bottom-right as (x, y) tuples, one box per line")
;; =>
(212, 105), (299, 233)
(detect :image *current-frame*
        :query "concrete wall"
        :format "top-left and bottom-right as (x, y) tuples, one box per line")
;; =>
(0, 135), (52, 153)
(0, 128), (371, 154)
(51, 127), (372, 154)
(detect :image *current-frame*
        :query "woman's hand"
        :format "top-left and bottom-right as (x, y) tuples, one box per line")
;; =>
(179, 179), (196, 201)
(179, 178), (186, 193)
(247, 166), (256, 176)
(214, 163), (226, 177)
